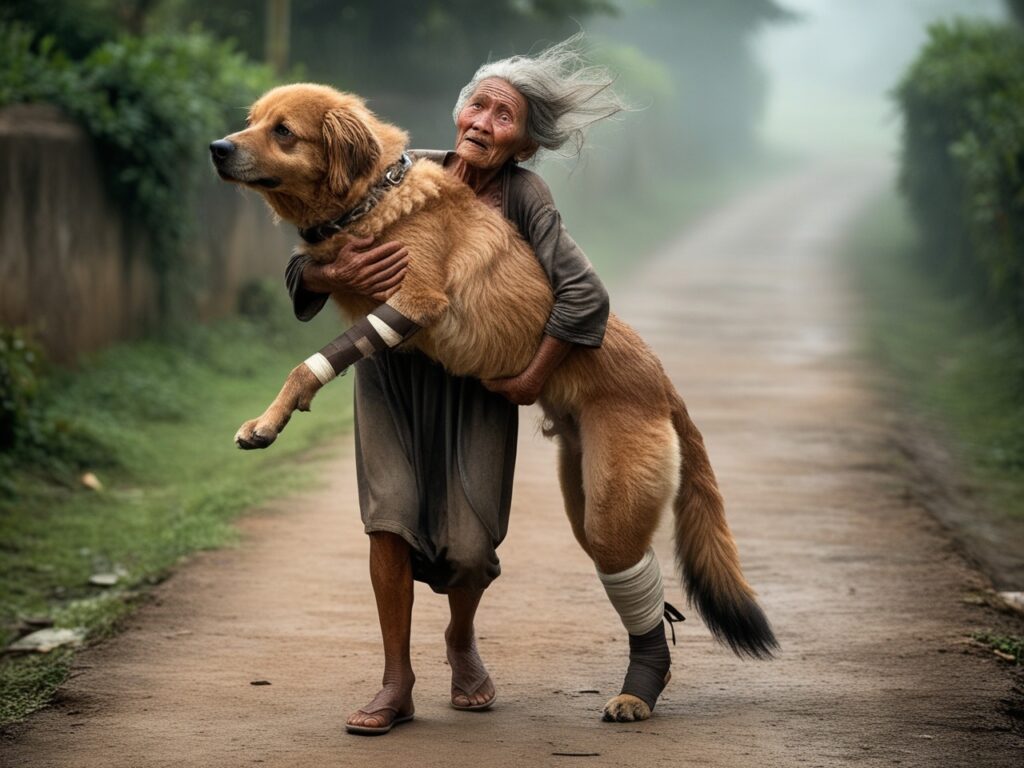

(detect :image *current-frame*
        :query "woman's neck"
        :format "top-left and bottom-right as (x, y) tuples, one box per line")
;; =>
(446, 155), (504, 195)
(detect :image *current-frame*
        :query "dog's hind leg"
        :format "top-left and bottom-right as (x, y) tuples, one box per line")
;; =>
(578, 405), (681, 722)
(553, 418), (592, 558)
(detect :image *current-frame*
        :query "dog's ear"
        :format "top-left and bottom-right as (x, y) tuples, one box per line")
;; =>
(322, 107), (382, 195)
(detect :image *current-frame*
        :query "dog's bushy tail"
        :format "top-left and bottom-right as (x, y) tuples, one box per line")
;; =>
(667, 381), (778, 659)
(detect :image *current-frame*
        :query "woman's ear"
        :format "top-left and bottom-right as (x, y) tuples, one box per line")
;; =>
(322, 107), (382, 195)
(515, 139), (540, 163)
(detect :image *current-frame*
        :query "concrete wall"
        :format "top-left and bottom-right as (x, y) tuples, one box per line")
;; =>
(0, 104), (293, 363)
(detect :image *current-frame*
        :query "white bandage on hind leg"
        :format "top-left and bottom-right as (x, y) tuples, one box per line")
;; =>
(597, 547), (665, 636)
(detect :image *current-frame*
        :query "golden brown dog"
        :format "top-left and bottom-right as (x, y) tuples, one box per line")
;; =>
(212, 83), (776, 721)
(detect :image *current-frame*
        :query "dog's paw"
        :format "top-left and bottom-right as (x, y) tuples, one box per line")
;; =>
(601, 694), (651, 723)
(234, 418), (279, 450)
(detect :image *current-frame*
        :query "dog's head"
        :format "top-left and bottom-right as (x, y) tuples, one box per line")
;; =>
(210, 83), (407, 224)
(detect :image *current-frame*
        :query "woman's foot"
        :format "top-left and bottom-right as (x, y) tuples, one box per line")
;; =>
(346, 681), (415, 735)
(445, 629), (496, 710)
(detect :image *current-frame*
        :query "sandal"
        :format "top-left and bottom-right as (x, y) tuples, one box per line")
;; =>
(451, 677), (496, 711)
(447, 645), (496, 711)
(345, 691), (415, 735)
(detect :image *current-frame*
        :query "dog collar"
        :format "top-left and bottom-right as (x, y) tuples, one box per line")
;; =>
(299, 153), (413, 244)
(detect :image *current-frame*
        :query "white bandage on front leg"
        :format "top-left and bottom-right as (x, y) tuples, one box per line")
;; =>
(302, 304), (422, 386)
(304, 352), (337, 386)
(597, 547), (665, 635)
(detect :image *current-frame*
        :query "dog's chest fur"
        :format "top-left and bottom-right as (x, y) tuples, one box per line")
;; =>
(301, 159), (553, 379)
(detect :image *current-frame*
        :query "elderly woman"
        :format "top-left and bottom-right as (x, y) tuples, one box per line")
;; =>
(286, 39), (624, 734)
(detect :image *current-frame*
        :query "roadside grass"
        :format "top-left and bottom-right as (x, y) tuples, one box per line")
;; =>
(972, 631), (1024, 664)
(0, 293), (353, 727)
(848, 190), (1024, 523)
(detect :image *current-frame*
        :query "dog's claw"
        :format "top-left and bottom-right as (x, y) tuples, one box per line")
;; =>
(235, 420), (278, 450)
(602, 694), (651, 723)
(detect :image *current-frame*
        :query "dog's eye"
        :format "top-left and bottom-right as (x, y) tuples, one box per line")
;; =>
(274, 124), (293, 138)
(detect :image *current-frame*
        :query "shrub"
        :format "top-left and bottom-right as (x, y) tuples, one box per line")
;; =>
(895, 21), (1024, 321)
(0, 23), (79, 105)
(0, 327), (45, 452)
(0, 21), (275, 314)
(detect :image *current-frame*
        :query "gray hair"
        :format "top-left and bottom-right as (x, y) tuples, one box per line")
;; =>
(453, 33), (627, 159)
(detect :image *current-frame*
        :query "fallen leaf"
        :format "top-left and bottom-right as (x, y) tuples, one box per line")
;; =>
(998, 591), (1024, 614)
(80, 472), (103, 491)
(8, 628), (85, 653)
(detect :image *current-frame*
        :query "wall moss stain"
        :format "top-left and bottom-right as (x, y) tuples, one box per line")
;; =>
(0, 104), (291, 363)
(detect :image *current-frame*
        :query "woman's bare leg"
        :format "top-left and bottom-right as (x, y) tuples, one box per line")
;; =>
(446, 588), (496, 708)
(346, 532), (416, 728)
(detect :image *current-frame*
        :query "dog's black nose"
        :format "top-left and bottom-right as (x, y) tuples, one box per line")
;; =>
(209, 139), (235, 162)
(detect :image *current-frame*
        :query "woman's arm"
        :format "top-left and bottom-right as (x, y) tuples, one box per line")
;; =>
(482, 335), (572, 405)
(513, 171), (610, 347)
(483, 171), (609, 404)
(285, 237), (409, 321)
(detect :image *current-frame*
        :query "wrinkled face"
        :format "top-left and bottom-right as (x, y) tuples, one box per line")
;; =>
(454, 78), (536, 170)
(210, 84), (381, 201)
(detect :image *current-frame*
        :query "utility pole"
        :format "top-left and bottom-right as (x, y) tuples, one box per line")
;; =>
(265, 0), (291, 77)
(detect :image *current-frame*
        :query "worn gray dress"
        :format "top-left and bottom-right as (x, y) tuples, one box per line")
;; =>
(286, 150), (608, 592)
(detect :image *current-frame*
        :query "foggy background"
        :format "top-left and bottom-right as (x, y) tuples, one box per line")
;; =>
(756, 0), (1006, 155)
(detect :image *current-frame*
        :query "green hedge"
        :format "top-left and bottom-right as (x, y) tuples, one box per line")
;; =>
(895, 21), (1024, 321)
(0, 22), (274, 310)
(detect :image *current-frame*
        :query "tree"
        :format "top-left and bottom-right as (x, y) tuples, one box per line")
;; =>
(594, 0), (797, 166)
(1009, 0), (1024, 26)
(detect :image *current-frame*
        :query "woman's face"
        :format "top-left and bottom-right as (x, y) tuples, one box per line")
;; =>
(454, 78), (536, 170)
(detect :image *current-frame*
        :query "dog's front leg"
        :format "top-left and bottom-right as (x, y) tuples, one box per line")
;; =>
(235, 364), (321, 449)
(234, 299), (433, 450)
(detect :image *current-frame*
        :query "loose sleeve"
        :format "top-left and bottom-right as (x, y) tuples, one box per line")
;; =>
(513, 174), (610, 347)
(285, 252), (329, 321)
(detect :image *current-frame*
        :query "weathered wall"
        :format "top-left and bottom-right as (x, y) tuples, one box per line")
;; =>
(0, 104), (293, 363)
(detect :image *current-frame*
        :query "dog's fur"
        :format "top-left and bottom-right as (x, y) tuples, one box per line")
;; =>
(213, 83), (777, 720)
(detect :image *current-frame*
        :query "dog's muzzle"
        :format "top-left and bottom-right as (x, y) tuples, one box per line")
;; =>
(209, 139), (236, 164)
(209, 139), (280, 188)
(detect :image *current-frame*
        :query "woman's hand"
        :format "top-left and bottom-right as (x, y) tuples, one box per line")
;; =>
(482, 373), (543, 406)
(302, 236), (409, 301)
(482, 335), (573, 406)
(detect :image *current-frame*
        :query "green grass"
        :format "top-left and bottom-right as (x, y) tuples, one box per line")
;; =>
(849, 190), (1024, 522)
(0, 291), (353, 727)
(972, 631), (1024, 664)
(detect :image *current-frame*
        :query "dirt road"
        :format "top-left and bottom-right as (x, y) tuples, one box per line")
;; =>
(4, 163), (1022, 767)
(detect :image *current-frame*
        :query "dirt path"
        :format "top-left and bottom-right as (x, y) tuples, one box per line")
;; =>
(4, 162), (1023, 768)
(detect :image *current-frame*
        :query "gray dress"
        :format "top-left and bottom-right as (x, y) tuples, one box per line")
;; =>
(286, 150), (608, 592)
